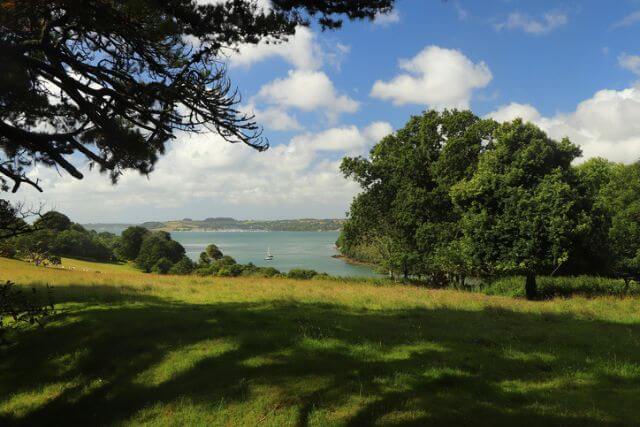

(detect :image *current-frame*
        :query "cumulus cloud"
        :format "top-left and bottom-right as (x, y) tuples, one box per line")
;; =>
(495, 12), (567, 35)
(373, 10), (400, 26)
(291, 122), (392, 153)
(227, 26), (324, 71)
(241, 103), (302, 132)
(256, 69), (359, 119)
(370, 46), (492, 109)
(6, 122), (392, 221)
(485, 102), (541, 124)
(486, 87), (640, 163)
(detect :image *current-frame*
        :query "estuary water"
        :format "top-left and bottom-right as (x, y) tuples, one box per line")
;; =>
(171, 231), (378, 277)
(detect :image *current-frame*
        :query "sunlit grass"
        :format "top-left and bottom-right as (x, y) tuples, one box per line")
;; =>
(1, 256), (640, 425)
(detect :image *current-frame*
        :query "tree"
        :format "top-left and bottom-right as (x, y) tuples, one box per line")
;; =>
(205, 244), (224, 261)
(168, 256), (194, 275)
(0, 199), (32, 239)
(135, 231), (185, 272)
(0, 0), (394, 192)
(119, 226), (151, 261)
(340, 110), (495, 282)
(452, 120), (586, 299)
(33, 211), (71, 232)
(600, 162), (640, 280)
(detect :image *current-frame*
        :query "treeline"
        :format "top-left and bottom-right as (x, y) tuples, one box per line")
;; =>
(0, 211), (117, 264)
(137, 218), (345, 232)
(0, 213), (327, 280)
(338, 110), (640, 298)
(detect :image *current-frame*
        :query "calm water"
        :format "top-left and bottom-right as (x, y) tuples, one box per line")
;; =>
(171, 231), (378, 277)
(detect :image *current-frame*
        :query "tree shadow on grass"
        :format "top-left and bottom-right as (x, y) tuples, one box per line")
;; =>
(1, 285), (640, 426)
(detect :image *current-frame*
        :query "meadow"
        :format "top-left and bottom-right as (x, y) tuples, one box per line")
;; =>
(2, 256), (640, 426)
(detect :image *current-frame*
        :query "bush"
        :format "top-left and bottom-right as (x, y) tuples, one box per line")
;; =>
(287, 268), (319, 280)
(135, 232), (185, 272)
(168, 256), (194, 275)
(119, 226), (151, 260)
(151, 257), (174, 275)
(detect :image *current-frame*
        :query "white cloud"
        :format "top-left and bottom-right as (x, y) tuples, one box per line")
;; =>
(373, 10), (400, 26)
(612, 11), (640, 29)
(241, 103), (302, 132)
(495, 12), (567, 35)
(227, 26), (323, 71)
(292, 121), (392, 153)
(619, 53), (640, 76)
(256, 69), (359, 119)
(6, 122), (391, 221)
(485, 102), (541, 123)
(370, 46), (492, 109)
(486, 87), (640, 163)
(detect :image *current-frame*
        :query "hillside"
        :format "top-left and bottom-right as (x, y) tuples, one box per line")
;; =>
(2, 257), (640, 425)
(84, 218), (344, 233)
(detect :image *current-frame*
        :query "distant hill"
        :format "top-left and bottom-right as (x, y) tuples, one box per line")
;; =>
(84, 218), (345, 233)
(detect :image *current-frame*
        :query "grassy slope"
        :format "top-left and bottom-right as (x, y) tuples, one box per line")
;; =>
(1, 257), (640, 426)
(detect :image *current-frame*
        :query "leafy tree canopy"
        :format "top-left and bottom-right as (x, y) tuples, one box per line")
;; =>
(33, 211), (71, 232)
(119, 226), (151, 260)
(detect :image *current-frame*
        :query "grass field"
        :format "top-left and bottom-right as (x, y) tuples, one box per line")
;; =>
(2, 256), (640, 426)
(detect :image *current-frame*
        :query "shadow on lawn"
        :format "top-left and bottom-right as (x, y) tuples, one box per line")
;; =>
(2, 285), (640, 426)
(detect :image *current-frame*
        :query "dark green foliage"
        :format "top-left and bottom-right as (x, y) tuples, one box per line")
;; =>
(340, 110), (495, 281)
(0, 199), (30, 239)
(33, 211), (71, 232)
(119, 227), (151, 261)
(168, 257), (195, 275)
(135, 232), (185, 273)
(53, 229), (113, 262)
(288, 269), (319, 280)
(452, 120), (586, 298)
(0, 281), (54, 345)
(198, 252), (212, 266)
(152, 258), (174, 275)
(194, 257), (281, 278)
(205, 244), (224, 261)
(340, 110), (640, 299)
(601, 162), (640, 278)
(10, 211), (117, 263)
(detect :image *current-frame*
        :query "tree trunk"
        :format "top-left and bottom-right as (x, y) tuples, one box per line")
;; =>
(525, 272), (537, 300)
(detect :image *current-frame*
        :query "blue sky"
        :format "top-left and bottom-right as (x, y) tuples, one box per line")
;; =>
(10, 0), (640, 222)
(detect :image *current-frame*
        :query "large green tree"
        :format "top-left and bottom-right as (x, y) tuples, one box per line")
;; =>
(0, 0), (394, 192)
(135, 231), (185, 272)
(601, 162), (640, 279)
(119, 226), (151, 261)
(340, 110), (496, 281)
(452, 120), (587, 299)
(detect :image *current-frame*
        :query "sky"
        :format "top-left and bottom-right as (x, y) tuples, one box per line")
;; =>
(8, 0), (640, 222)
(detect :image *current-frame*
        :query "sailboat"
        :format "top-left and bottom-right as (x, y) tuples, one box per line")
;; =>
(264, 246), (274, 261)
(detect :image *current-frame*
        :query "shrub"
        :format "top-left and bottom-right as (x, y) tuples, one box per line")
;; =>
(287, 268), (319, 280)
(152, 257), (174, 275)
(118, 226), (150, 260)
(168, 256), (194, 275)
(205, 244), (224, 260)
(135, 232), (185, 272)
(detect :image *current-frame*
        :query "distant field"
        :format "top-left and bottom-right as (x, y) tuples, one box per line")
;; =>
(2, 256), (640, 426)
